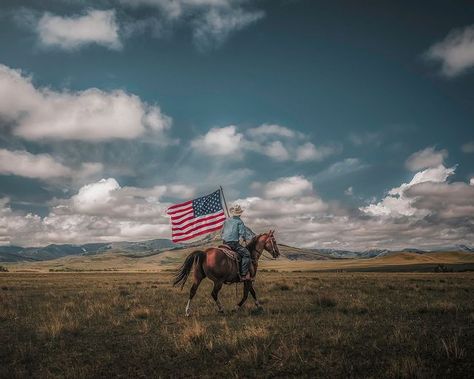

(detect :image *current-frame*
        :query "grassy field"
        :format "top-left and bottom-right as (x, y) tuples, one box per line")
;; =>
(1, 271), (473, 378)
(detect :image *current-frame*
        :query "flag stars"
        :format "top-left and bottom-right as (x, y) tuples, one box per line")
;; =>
(193, 190), (223, 217)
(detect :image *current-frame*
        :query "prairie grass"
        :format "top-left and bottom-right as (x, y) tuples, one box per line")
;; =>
(0, 271), (473, 378)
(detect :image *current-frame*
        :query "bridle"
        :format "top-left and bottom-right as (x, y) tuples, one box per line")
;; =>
(261, 233), (279, 260)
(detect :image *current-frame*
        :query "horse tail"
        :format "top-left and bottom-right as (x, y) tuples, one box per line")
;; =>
(173, 250), (205, 290)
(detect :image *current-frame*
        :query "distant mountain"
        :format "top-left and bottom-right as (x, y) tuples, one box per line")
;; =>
(0, 238), (472, 263)
(311, 246), (474, 259)
(0, 244), (94, 262)
(0, 239), (182, 262)
(451, 245), (474, 253)
(311, 248), (391, 259)
(458, 245), (474, 253)
(401, 248), (427, 253)
(277, 244), (331, 261)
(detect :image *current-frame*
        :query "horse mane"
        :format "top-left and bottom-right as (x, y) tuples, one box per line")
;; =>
(246, 233), (264, 252)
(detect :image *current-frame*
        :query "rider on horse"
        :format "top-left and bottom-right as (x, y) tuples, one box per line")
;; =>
(221, 204), (255, 281)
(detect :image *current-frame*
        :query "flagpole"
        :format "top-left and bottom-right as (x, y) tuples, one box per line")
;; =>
(219, 185), (230, 218)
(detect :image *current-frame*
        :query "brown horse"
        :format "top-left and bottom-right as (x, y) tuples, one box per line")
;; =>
(173, 231), (280, 316)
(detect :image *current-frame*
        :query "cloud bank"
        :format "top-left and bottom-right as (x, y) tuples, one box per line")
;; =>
(191, 124), (339, 162)
(2, 141), (473, 250)
(1, 157), (473, 249)
(0, 178), (194, 246)
(361, 164), (456, 218)
(0, 64), (171, 141)
(0, 149), (103, 180)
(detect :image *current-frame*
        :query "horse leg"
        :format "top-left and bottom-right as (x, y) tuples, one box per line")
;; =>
(236, 281), (251, 309)
(185, 264), (205, 317)
(249, 283), (262, 308)
(211, 281), (224, 314)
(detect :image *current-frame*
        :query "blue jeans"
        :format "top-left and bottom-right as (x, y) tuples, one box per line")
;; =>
(225, 241), (250, 276)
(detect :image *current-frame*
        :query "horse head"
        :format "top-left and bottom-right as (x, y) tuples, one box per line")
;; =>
(263, 230), (280, 258)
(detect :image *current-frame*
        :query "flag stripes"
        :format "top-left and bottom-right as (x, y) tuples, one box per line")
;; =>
(166, 190), (226, 243)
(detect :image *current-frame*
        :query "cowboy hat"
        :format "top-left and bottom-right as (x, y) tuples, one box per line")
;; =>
(230, 204), (244, 216)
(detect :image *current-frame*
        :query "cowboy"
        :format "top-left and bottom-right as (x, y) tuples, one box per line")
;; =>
(221, 204), (255, 281)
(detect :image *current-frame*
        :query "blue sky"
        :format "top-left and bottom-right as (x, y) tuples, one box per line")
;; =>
(0, 0), (473, 249)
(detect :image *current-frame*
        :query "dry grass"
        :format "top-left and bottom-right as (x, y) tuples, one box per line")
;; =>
(0, 271), (473, 378)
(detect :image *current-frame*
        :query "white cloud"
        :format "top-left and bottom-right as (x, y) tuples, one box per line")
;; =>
(122, 0), (233, 18)
(37, 9), (121, 50)
(262, 176), (313, 198)
(295, 142), (338, 162)
(239, 195), (328, 219)
(245, 124), (336, 162)
(192, 124), (339, 162)
(0, 149), (71, 179)
(461, 141), (474, 153)
(161, 184), (196, 199)
(71, 178), (121, 215)
(344, 186), (353, 196)
(247, 124), (296, 139)
(0, 64), (171, 141)
(425, 24), (474, 77)
(0, 148), (103, 180)
(120, 0), (264, 50)
(315, 158), (368, 181)
(262, 141), (290, 161)
(405, 146), (448, 171)
(77, 162), (104, 178)
(193, 6), (264, 50)
(361, 165), (456, 218)
(68, 178), (195, 218)
(191, 125), (243, 156)
(404, 164), (455, 187)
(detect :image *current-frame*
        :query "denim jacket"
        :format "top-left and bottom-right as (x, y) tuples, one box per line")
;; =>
(222, 216), (254, 242)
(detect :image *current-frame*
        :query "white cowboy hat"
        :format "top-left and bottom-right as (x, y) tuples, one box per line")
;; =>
(230, 204), (244, 216)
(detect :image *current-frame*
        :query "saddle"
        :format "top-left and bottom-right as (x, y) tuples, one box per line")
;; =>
(218, 244), (240, 262)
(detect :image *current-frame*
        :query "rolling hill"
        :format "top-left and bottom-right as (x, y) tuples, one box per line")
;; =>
(1, 238), (473, 273)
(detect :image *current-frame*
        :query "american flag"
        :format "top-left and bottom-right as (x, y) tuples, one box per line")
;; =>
(166, 189), (226, 243)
